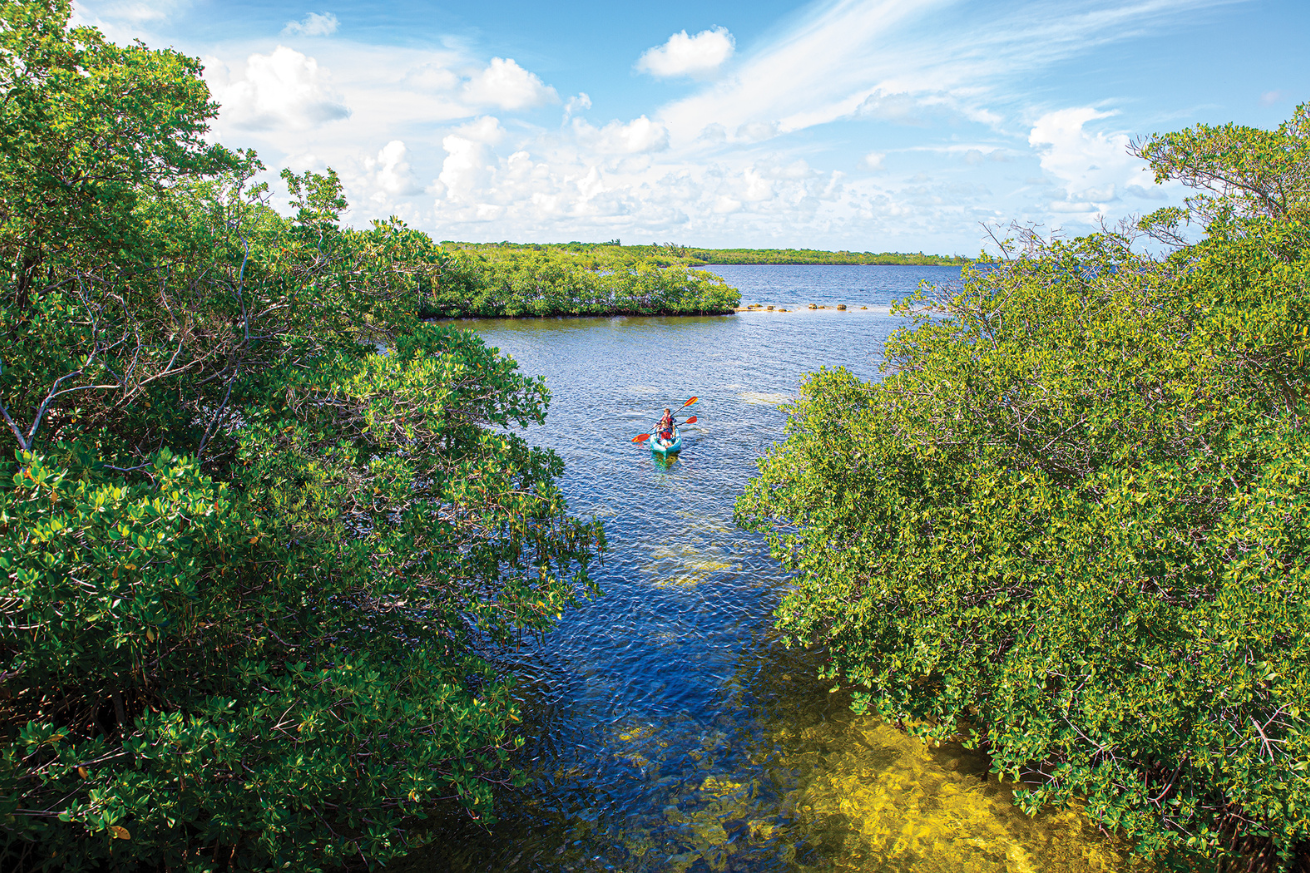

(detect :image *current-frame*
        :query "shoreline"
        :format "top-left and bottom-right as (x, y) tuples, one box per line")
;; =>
(424, 303), (897, 321)
(734, 303), (876, 313)
(423, 309), (739, 321)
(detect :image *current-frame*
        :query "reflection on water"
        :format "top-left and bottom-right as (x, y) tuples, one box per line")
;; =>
(400, 266), (1134, 872)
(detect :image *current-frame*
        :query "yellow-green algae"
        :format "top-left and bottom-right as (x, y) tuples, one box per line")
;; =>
(403, 640), (1141, 873)
(643, 542), (737, 589)
(763, 715), (1139, 872)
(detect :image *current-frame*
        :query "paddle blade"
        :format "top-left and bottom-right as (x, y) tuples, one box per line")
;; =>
(680, 396), (699, 409)
(683, 416), (697, 424)
(632, 433), (651, 443)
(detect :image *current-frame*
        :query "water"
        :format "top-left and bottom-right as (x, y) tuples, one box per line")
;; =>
(405, 266), (1132, 872)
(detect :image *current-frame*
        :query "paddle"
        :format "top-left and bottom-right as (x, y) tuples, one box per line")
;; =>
(632, 400), (697, 444)
(632, 416), (696, 444)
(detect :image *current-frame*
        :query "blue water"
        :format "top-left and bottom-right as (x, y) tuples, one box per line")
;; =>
(405, 266), (1123, 873)
(702, 264), (961, 310)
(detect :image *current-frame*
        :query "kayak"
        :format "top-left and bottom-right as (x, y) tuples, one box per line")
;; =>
(651, 426), (681, 454)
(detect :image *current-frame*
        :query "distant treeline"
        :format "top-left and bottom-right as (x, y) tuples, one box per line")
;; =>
(447, 240), (970, 268)
(688, 248), (969, 266)
(420, 243), (740, 318)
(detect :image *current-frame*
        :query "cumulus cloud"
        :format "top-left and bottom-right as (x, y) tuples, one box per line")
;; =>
(1028, 107), (1151, 213)
(862, 151), (886, 171)
(368, 141), (422, 197)
(436, 136), (495, 203)
(574, 116), (670, 154)
(452, 116), (506, 145)
(1260, 89), (1288, 106)
(282, 11), (339, 37)
(463, 58), (558, 110)
(210, 46), (350, 130)
(433, 118), (506, 202)
(636, 26), (735, 78)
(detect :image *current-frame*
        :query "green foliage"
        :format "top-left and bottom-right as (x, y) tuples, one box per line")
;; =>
(421, 243), (740, 318)
(737, 106), (1310, 870)
(687, 247), (969, 266)
(416, 241), (967, 319)
(1, 4), (602, 869)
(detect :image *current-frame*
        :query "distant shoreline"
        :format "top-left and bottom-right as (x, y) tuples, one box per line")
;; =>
(691, 249), (968, 266)
(421, 242), (964, 320)
(444, 240), (970, 267)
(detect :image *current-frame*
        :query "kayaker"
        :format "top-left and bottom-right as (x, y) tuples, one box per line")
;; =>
(657, 408), (674, 441)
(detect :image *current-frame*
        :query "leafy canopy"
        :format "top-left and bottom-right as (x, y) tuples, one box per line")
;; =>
(737, 105), (1310, 870)
(0, 4), (603, 870)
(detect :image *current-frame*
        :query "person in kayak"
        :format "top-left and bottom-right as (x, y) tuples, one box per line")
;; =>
(656, 408), (675, 442)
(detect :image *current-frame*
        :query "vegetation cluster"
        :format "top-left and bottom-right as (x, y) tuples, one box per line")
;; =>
(419, 243), (740, 318)
(0, 3), (602, 870)
(737, 107), (1310, 870)
(422, 243), (965, 320)
(686, 247), (969, 266)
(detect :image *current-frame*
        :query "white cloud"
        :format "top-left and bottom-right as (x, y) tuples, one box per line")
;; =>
(419, 134), (857, 240)
(699, 123), (727, 143)
(636, 26), (736, 78)
(282, 12), (339, 38)
(452, 116), (506, 145)
(463, 58), (558, 110)
(209, 46), (350, 130)
(402, 63), (461, 92)
(1028, 107), (1151, 214)
(736, 121), (778, 142)
(655, 0), (1215, 148)
(858, 90), (933, 125)
(436, 135), (495, 203)
(574, 116), (670, 154)
(563, 93), (592, 120)
(369, 141), (422, 197)
(173, 0), (1212, 252)
(433, 118), (506, 202)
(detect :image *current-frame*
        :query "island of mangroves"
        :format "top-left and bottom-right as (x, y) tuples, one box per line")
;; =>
(417, 241), (966, 318)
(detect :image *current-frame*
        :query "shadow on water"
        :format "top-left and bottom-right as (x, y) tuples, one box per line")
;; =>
(651, 450), (680, 472)
(400, 267), (1138, 872)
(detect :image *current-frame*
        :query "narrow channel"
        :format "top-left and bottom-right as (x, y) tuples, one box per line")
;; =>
(405, 265), (1130, 872)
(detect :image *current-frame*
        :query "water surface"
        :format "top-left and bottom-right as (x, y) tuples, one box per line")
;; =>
(406, 266), (1131, 872)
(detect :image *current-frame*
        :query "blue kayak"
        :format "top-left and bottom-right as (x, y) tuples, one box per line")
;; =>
(651, 426), (681, 454)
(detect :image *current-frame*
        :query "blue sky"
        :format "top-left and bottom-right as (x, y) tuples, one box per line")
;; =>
(75, 0), (1308, 254)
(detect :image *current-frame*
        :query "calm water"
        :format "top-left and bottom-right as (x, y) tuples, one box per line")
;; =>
(406, 266), (1129, 872)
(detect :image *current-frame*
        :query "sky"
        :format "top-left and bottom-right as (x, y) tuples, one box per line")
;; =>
(73, 0), (1309, 255)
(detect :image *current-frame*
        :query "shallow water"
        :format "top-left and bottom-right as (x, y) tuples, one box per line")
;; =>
(405, 266), (1133, 872)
